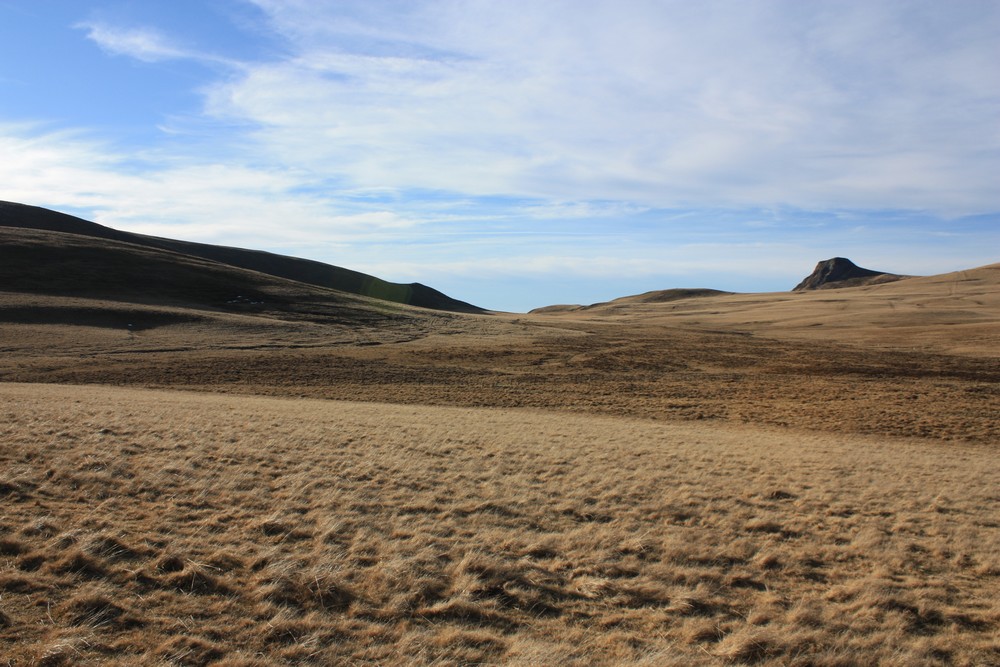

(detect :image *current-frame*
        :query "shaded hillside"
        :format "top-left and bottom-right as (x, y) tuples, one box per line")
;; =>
(0, 226), (426, 328)
(793, 257), (908, 291)
(0, 201), (483, 313)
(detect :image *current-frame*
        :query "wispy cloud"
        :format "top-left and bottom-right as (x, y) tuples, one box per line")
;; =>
(77, 21), (237, 67)
(204, 0), (1000, 216)
(58, 1), (1000, 218)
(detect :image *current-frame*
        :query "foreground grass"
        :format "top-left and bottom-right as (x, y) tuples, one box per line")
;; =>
(1, 383), (997, 665)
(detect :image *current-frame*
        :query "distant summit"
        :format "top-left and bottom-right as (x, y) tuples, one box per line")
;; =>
(793, 257), (908, 291)
(529, 288), (731, 314)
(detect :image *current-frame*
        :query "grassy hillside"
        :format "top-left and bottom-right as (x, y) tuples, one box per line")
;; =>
(535, 263), (1000, 358)
(0, 201), (484, 314)
(0, 226), (435, 331)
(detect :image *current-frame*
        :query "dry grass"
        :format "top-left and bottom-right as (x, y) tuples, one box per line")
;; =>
(542, 263), (1000, 358)
(1, 383), (997, 665)
(3, 267), (999, 449)
(2, 306), (998, 445)
(1, 252), (998, 664)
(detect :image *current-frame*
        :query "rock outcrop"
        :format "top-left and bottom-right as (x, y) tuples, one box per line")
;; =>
(793, 257), (907, 291)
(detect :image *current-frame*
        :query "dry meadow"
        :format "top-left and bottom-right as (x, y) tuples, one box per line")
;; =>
(1, 384), (997, 666)
(1, 261), (999, 665)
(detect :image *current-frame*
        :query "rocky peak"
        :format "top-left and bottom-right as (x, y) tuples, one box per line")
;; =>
(793, 257), (903, 291)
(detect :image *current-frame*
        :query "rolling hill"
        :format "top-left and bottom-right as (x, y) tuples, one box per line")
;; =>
(530, 262), (1000, 357)
(0, 201), (483, 314)
(0, 224), (442, 332)
(530, 288), (731, 314)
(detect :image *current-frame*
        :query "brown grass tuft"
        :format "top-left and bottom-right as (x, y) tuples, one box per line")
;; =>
(161, 562), (232, 595)
(16, 550), (46, 572)
(155, 635), (227, 666)
(57, 590), (141, 629)
(0, 571), (45, 593)
(0, 537), (26, 556)
(416, 597), (517, 630)
(252, 563), (354, 612)
(714, 628), (782, 663)
(82, 533), (143, 562)
(47, 549), (110, 579)
(156, 553), (187, 573)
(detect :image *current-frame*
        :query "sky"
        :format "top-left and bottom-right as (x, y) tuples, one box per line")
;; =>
(1, 1), (998, 312)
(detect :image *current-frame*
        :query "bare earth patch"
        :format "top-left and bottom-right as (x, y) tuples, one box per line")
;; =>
(1, 383), (997, 665)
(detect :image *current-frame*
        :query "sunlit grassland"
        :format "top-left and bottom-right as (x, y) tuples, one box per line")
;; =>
(1, 383), (997, 666)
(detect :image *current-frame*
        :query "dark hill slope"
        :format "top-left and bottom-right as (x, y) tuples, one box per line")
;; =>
(0, 226), (427, 328)
(793, 257), (909, 291)
(0, 201), (483, 313)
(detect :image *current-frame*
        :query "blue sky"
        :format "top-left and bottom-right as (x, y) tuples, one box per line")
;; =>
(1, 0), (998, 312)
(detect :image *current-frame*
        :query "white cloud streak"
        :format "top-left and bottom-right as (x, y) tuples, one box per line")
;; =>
(202, 0), (1000, 216)
(31, 1), (1000, 221)
(77, 21), (237, 66)
(78, 22), (190, 62)
(0, 124), (417, 250)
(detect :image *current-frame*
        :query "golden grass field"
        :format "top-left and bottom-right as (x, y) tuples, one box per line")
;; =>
(1, 384), (997, 666)
(1, 254), (999, 665)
